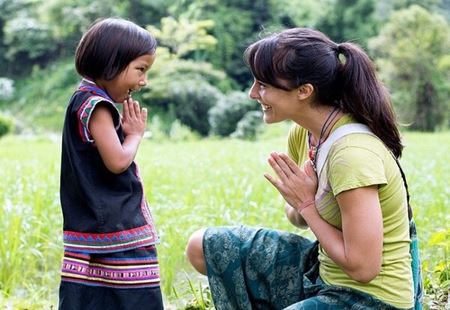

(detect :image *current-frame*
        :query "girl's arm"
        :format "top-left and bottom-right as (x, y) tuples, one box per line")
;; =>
(266, 152), (383, 283)
(89, 98), (147, 174)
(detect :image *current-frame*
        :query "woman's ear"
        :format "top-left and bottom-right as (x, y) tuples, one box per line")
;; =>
(297, 83), (314, 100)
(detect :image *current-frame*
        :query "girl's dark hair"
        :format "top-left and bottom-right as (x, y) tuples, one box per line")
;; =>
(245, 28), (403, 158)
(75, 18), (157, 81)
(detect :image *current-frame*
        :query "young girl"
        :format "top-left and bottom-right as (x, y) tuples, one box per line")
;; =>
(186, 28), (421, 309)
(59, 18), (163, 309)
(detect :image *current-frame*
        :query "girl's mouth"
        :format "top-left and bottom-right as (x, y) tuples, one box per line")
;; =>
(128, 88), (142, 96)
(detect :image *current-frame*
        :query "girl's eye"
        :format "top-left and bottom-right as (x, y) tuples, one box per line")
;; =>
(258, 82), (266, 90)
(138, 67), (145, 72)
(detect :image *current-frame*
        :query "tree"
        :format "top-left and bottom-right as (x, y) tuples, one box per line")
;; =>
(176, 0), (273, 88)
(316, 0), (380, 47)
(369, 5), (450, 131)
(147, 16), (217, 59)
(375, 0), (450, 22)
(269, 0), (331, 28)
(1, 0), (126, 76)
(208, 91), (257, 136)
(142, 15), (228, 135)
(0, 0), (16, 74)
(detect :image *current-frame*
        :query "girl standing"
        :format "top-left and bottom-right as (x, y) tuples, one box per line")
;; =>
(59, 18), (163, 309)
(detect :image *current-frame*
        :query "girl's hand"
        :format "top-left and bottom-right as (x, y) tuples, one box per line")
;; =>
(264, 152), (318, 213)
(121, 97), (148, 137)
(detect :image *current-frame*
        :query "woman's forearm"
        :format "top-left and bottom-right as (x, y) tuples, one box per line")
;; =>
(300, 206), (381, 283)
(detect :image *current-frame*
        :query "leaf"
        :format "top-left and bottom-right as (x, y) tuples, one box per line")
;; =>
(428, 229), (450, 247)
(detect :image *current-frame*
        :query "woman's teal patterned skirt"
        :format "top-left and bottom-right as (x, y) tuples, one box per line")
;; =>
(203, 226), (405, 310)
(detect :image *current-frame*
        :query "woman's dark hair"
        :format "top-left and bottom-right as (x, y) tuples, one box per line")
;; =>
(244, 28), (403, 158)
(75, 18), (157, 81)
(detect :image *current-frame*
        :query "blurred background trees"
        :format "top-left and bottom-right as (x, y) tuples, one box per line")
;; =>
(369, 5), (450, 130)
(0, 0), (449, 137)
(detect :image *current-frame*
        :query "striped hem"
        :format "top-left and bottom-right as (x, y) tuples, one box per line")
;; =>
(63, 225), (158, 254)
(61, 249), (160, 289)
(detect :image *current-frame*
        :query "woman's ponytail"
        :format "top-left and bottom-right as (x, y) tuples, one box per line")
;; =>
(337, 43), (403, 158)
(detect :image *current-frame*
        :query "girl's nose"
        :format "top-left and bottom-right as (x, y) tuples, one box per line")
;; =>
(139, 78), (147, 87)
(248, 81), (259, 99)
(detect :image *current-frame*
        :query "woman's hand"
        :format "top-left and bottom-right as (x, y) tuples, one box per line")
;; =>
(264, 152), (318, 213)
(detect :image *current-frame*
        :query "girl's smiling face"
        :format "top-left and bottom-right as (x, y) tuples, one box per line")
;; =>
(98, 53), (156, 103)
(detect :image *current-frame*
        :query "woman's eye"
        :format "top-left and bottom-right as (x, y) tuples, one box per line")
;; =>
(259, 83), (266, 90)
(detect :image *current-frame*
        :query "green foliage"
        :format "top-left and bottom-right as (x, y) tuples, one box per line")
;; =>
(141, 45), (228, 136)
(0, 113), (14, 138)
(174, 275), (213, 310)
(148, 16), (217, 58)
(41, 0), (125, 41)
(231, 110), (263, 140)
(125, 0), (172, 27)
(2, 0), (127, 75)
(316, 0), (380, 47)
(145, 117), (201, 142)
(0, 77), (14, 100)
(369, 5), (450, 131)
(146, 47), (231, 95)
(0, 135), (62, 304)
(4, 59), (78, 132)
(0, 132), (449, 307)
(4, 14), (56, 62)
(1, 0), (449, 133)
(180, 0), (274, 87)
(169, 81), (221, 136)
(269, 0), (329, 28)
(208, 91), (257, 136)
(169, 120), (201, 142)
(422, 229), (450, 307)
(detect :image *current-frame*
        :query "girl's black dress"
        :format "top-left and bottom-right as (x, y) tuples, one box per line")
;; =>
(59, 79), (163, 309)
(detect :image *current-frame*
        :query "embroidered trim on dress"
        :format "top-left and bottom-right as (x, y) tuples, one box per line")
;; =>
(77, 96), (120, 143)
(61, 249), (160, 289)
(63, 225), (158, 254)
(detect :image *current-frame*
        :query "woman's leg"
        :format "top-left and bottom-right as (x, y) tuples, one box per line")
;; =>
(201, 226), (319, 310)
(186, 228), (208, 275)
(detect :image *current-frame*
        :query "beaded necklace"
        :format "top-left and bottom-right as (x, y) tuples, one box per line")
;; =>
(308, 106), (340, 168)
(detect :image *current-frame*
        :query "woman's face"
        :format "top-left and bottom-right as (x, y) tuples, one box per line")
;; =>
(248, 79), (299, 124)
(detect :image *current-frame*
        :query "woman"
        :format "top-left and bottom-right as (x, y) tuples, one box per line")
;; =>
(186, 28), (416, 309)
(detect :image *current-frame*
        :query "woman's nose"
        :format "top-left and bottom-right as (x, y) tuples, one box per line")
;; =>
(248, 82), (259, 99)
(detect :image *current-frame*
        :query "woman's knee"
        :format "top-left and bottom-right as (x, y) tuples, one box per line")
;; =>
(186, 228), (207, 275)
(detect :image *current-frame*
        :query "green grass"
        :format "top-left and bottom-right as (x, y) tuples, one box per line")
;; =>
(0, 131), (448, 309)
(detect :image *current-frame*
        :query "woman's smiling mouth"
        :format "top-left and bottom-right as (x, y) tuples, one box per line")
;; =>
(261, 103), (272, 111)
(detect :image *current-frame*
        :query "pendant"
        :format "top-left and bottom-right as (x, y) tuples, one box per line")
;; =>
(308, 146), (316, 162)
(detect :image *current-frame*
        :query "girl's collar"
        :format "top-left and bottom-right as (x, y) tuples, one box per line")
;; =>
(78, 78), (113, 102)
(81, 77), (96, 85)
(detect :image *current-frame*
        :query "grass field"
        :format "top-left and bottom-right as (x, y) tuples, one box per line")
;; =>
(0, 130), (449, 309)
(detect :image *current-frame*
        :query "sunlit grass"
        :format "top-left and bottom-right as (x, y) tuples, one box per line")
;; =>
(0, 130), (448, 308)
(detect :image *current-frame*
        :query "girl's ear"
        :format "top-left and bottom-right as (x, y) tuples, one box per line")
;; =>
(297, 83), (314, 100)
